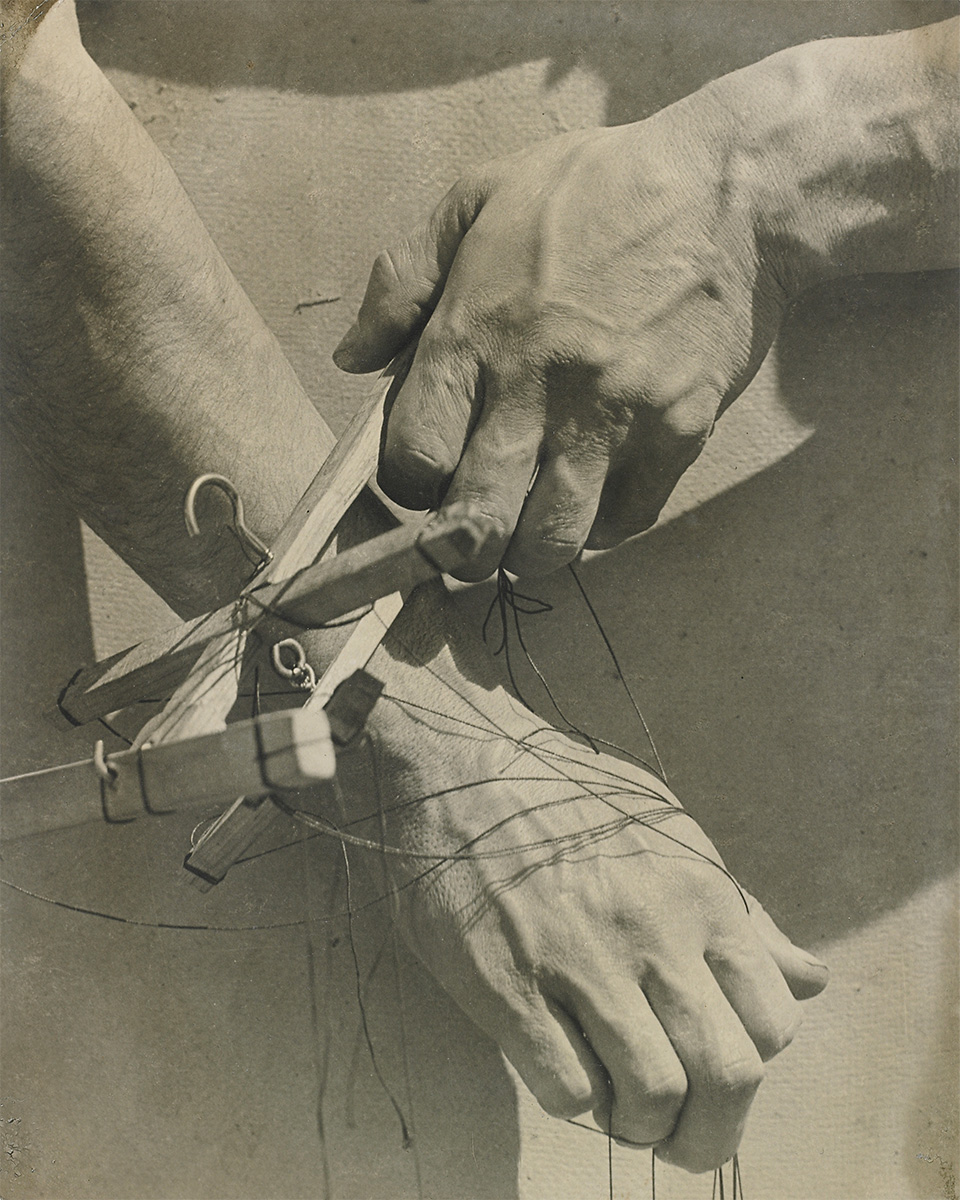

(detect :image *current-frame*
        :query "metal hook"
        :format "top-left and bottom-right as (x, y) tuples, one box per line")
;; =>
(183, 473), (273, 565)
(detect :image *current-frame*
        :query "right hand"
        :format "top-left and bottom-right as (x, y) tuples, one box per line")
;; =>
(334, 88), (795, 580)
(333, 586), (829, 1173)
(335, 20), (957, 581)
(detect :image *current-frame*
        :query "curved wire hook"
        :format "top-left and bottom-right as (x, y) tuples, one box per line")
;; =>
(183, 473), (273, 564)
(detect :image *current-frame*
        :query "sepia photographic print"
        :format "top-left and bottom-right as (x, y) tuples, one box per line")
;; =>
(1, 2), (957, 1197)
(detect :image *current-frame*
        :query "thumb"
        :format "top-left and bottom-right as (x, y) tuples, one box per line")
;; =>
(745, 892), (830, 1001)
(334, 178), (486, 374)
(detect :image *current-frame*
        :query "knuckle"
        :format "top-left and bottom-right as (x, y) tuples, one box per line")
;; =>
(378, 446), (449, 510)
(644, 1064), (689, 1114)
(385, 398), (458, 468)
(656, 392), (718, 452)
(385, 441), (453, 484)
(615, 1070), (687, 1144)
(416, 312), (461, 356)
(505, 530), (583, 578)
(444, 171), (489, 216)
(712, 1051), (764, 1097)
(658, 1143), (730, 1176)
(532, 1075), (594, 1121)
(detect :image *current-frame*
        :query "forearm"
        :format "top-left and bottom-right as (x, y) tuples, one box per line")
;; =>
(716, 18), (959, 289)
(1, 0), (371, 623)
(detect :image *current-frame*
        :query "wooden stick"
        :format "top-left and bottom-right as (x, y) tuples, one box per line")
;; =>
(171, 386), (391, 885)
(255, 503), (491, 627)
(307, 593), (405, 710)
(0, 707), (335, 842)
(261, 389), (388, 580)
(57, 609), (236, 726)
(59, 503), (492, 726)
(59, 387), (390, 727)
(132, 629), (248, 748)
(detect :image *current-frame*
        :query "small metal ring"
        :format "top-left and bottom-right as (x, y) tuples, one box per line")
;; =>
(270, 639), (317, 692)
(271, 638), (306, 680)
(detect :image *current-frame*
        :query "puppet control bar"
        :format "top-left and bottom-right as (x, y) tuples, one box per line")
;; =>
(0, 674), (384, 844)
(1, 506), (494, 861)
(56, 501), (494, 727)
(1, 390), (497, 886)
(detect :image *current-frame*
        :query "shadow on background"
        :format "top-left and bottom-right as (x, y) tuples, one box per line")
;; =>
(500, 270), (958, 949)
(76, 0), (956, 127)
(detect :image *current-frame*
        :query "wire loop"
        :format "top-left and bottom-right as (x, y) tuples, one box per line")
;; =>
(92, 739), (118, 785)
(270, 638), (317, 692)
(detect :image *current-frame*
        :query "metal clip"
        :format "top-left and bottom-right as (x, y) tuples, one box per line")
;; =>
(270, 638), (317, 692)
(184, 473), (273, 565)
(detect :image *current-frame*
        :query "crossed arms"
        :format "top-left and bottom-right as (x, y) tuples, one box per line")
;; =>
(2, 0), (953, 1173)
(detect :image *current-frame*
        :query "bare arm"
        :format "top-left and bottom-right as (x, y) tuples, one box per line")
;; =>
(1, 0), (356, 617)
(1, 2), (829, 1172)
(724, 20), (958, 283)
(335, 19), (959, 578)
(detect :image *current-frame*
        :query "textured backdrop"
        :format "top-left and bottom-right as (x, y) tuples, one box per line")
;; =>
(1, 3), (957, 1197)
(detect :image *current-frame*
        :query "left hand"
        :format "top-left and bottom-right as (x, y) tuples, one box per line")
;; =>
(326, 585), (829, 1173)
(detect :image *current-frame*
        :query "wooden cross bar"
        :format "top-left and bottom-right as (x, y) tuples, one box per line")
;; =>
(2, 707), (336, 842)
(30, 382), (494, 889)
(58, 499), (492, 726)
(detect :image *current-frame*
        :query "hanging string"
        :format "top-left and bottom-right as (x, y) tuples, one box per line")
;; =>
(244, 589), (374, 631)
(337, 829), (413, 1150)
(97, 715), (133, 747)
(483, 566), (669, 782)
(3, 563), (748, 920)
(607, 1105), (615, 1200)
(567, 562), (668, 785)
(0, 876), (305, 932)
(484, 568), (599, 752)
(8, 546), (756, 1196)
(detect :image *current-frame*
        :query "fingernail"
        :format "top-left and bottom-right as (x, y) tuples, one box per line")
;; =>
(332, 322), (362, 370)
(799, 949), (829, 972)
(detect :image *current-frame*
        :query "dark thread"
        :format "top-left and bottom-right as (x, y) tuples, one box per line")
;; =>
(0, 877), (305, 931)
(483, 569), (600, 752)
(568, 562), (668, 784)
(244, 589), (373, 631)
(97, 716), (133, 746)
(337, 833), (413, 1150)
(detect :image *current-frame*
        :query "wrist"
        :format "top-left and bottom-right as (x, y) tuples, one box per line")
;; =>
(355, 578), (509, 750)
(711, 22), (958, 292)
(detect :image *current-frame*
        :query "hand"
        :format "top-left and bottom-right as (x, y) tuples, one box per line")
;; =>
(332, 588), (828, 1174)
(334, 93), (791, 579)
(335, 21), (958, 580)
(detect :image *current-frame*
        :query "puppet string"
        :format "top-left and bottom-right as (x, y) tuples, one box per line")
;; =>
(5, 560), (751, 1197)
(2, 569), (747, 922)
